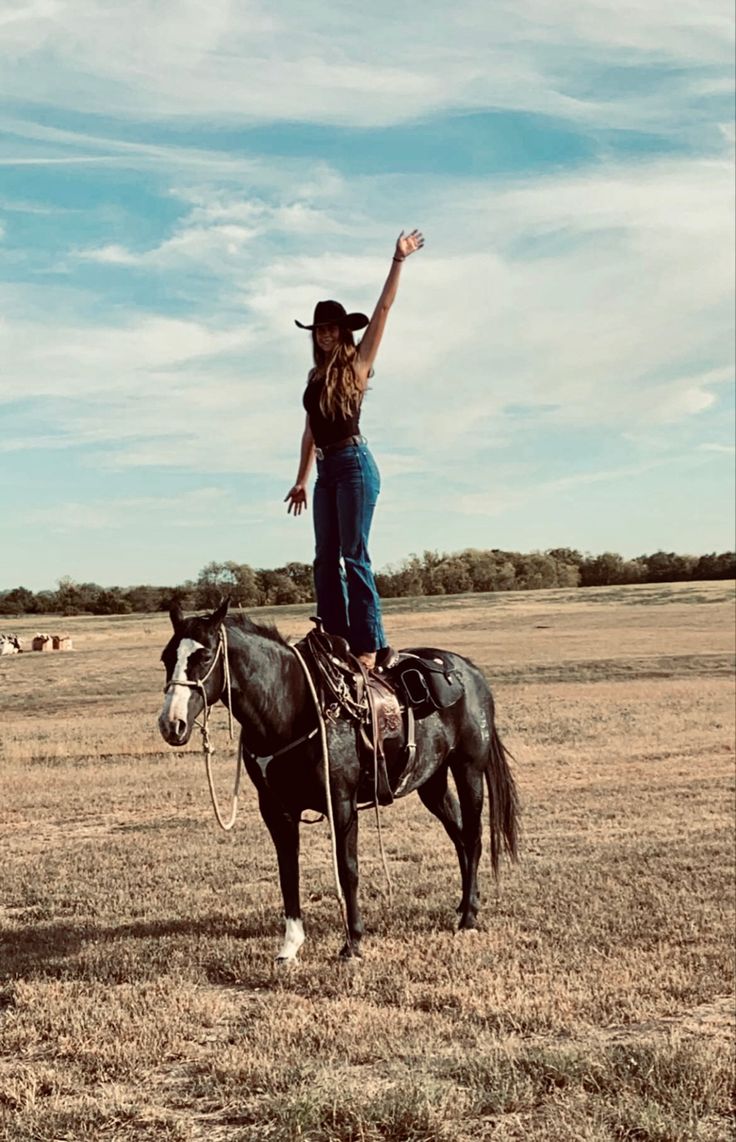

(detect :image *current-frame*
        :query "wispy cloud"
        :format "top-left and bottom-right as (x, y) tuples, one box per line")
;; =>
(21, 487), (253, 532)
(0, 196), (70, 214)
(2, 152), (732, 482)
(699, 442), (736, 454)
(1, 0), (732, 131)
(75, 192), (349, 270)
(0, 156), (123, 166)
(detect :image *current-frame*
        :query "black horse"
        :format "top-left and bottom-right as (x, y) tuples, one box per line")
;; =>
(158, 601), (518, 961)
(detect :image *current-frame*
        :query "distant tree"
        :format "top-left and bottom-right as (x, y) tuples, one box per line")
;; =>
(92, 588), (132, 615)
(579, 553), (628, 586)
(554, 561), (581, 588)
(396, 555), (426, 598)
(193, 561), (259, 609)
(276, 562), (314, 603)
(693, 552), (736, 580)
(230, 564), (260, 608)
(546, 547), (583, 567)
(487, 552), (517, 591)
(0, 586), (38, 615)
(194, 563), (227, 610)
(618, 559), (647, 584)
(55, 577), (104, 615)
(434, 556), (473, 594)
(123, 585), (166, 613)
(579, 553), (646, 586)
(34, 590), (59, 614)
(513, 552), (558, 590)
(376, 555), (425, 598)
(374, 569), (402, 597)
(17, 544), (731, 616)
(256, 570), (301, 605)
(415, 550), (444, 595)
(461, 550), (501, 593)
(642, 551), (697, 583)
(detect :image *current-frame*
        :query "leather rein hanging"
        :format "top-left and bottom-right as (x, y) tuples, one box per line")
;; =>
(299, 631), (394, 899)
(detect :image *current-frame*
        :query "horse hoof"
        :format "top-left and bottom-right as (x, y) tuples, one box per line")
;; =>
(338, 943), (363, 961)
(455, 926), (479, 937)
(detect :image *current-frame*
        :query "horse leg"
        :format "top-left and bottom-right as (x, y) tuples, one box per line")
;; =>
(258, 792), (304, 963)
(332, 796), (365, 959)
(450, 758), (485, 931)
(417, 766), (468, 914)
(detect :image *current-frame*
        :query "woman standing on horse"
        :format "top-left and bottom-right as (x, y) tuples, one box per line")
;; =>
(285, 229), (424, 670)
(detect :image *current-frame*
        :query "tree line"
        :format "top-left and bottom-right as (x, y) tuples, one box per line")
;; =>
(1, 548), (733, 617)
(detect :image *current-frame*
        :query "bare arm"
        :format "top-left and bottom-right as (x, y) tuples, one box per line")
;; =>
(284, 414), (315, 516)
(355, 229), (424, 384)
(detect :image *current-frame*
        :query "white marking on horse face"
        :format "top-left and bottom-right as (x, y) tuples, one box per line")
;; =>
(276, 917), (305, 962)
(161, 638), (205, 726)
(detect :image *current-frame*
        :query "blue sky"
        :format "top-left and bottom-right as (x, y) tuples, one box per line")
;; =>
(1, 1), (734, 591)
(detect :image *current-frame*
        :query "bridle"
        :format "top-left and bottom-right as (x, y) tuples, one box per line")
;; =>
(164, 627), (239, 829)
(164, 625), (233, 734)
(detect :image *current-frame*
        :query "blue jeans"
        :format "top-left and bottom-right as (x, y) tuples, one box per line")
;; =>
(312, 440), (386, 655)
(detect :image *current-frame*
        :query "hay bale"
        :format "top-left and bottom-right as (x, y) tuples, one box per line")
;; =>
(53, 635), (73, 651)
(32, 633), (53, 652)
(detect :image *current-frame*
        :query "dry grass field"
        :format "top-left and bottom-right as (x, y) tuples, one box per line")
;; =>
(1, 581), (734, 1141)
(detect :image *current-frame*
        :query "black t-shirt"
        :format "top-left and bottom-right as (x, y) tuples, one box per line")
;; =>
(303, 376), (362, 448)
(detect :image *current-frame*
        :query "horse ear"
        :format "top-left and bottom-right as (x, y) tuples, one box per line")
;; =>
(210, 597), (229, 627)
(170, 602), (185, 630)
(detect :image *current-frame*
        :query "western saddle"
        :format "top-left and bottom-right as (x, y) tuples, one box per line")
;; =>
(297, 619), (464, 806)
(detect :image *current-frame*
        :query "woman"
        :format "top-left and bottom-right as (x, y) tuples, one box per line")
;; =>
(285, 229), (424, 669)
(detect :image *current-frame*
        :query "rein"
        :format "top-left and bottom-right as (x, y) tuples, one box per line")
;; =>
(164, 627), (240, 831)
(299, 631), (393, 903)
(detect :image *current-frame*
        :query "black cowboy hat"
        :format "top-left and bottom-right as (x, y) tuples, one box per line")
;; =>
(294, 299), (369, 332)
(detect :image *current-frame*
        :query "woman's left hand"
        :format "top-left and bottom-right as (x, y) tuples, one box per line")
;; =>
(395, 229), (424, 260)
(284, 484), (308, 515)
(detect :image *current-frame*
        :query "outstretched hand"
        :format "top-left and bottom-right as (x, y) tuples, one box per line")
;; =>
(284, 484), (308, 516)
(395, 229), (424, 260)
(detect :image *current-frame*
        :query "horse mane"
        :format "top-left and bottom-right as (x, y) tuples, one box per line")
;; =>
(226, 612), (291, 649)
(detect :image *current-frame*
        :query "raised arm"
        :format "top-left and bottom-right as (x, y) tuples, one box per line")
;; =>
(355, 229), (424, 383)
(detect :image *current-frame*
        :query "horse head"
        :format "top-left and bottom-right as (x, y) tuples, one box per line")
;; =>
(158, 599), (229, 746)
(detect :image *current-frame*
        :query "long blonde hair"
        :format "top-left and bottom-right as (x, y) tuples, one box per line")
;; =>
(311, 330), (364, 419)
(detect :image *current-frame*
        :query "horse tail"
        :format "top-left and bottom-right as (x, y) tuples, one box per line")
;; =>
(485, 723), (520, 877)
